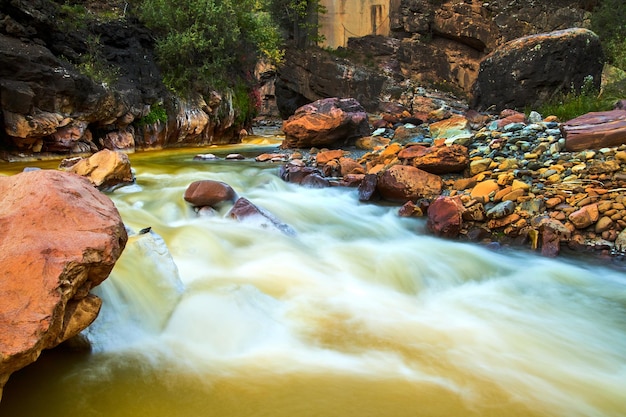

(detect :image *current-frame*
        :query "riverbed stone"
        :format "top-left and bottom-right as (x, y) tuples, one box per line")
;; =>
(184, 180), (237, 208)
(376, 165), (443, 202)
(426, 196), (464, 238)
(67, 149), (134, 190)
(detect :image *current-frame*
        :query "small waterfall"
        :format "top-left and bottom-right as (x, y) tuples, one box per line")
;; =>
(85, 230), (184, 351)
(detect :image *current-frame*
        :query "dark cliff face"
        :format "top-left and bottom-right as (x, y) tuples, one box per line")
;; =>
(0, 0), (245, 158)
(276, 0), (597, 116)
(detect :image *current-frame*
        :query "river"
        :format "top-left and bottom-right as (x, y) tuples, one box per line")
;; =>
(1, 135), (625, 417)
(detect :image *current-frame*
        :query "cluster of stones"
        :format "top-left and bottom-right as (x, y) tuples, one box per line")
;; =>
(264, 100), (626, 259)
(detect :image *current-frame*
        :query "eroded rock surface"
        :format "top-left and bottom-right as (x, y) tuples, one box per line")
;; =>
(0, 170), (127, 400)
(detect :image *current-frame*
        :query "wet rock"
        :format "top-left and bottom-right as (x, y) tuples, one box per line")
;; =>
(0, 170), (127, 398)
(358, 174), (380, 202)
(281, 98), (371, 149)
(184, 180), (237, 208)
(427, 196), (464, 238)
(301, 173), (331, 188)
(227, 197), (296, 236)
(377, 165), (443, 202)
(486, 200), (516, 219)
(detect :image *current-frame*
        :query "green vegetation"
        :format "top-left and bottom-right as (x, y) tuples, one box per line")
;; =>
(136, 103), (168, 126)
(591, 0), (626, 70)
(535, 76), (614, 121)
(267, 0), (326, 47)
(137, 0), (283, 96)
(77, 35), (120, 86)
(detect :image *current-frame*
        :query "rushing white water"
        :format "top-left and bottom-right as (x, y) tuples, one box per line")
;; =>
(2, 141), (626, 417)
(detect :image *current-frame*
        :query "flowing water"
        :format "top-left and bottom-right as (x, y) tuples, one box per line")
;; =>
(1, 137), (626, 417)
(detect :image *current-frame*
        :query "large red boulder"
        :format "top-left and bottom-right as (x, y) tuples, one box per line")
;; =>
(0, 170), (127, 399)
(281, 98), (371, 149)
(376, 165), (443, 202)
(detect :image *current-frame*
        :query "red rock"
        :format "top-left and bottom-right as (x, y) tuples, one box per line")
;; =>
(427, 196), (464, 238)
(281, 98), (371, 149)
(411, 144), (469, 174)
(184, 180), (236, 208)
(569, 204), (600, 229)
(316, 149), (344, 164)
(496, 112), (526, 128)
(0, 170), (127, 396)
(227, 197), (295, 235)
(339, 157), (366, 176)
(377, 165), (443, 202)
(398, 201), (424, 217)
(563, 110), (626, 151)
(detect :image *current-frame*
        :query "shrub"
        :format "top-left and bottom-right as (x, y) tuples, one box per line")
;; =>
(138, 0), (283, 96)
(591, 0), (626, 70)
(536, 76), (614, 122)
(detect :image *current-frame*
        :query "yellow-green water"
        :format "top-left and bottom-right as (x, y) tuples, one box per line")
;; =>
(1, 140), (625, 417)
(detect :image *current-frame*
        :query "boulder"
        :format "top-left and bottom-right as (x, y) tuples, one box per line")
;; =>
(562, 110), (626, 151)
(471, 28), (604, 111)
(281, 98), (371, 149)
(67, 149), (134, 190)
(426, 196), (465, 238)
(376, 165), (443, 202)
(184, 180), (237, 208)
(0, 170), (127, 400)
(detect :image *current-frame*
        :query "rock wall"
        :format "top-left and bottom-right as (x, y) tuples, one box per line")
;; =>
(277, 0), (597, 115)
(0, 0), (246, 159)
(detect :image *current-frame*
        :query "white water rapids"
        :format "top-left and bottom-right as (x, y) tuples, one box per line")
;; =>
(1, 140), (626, 417)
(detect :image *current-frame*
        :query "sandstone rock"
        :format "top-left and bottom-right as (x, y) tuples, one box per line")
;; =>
(339, 157), (366, 176)
(569, 204), (600, 229)
(427, 196), (464, 238)
(562, 110), (626, 151)
(281, 97), (371, 149)
(470, 179), (499, 202)
(0, 170), (127, 399)
(101, 130), (135, 151)
(355, 136), (390, 150)
(67, 149), (134, 190)
(184, 180), (237, 208)
(301, 173), (331, 188)
(227, 197), (295, 235)
(486, 200), (516, 219)
(409, 144), (469, 174)
(316, 149), (345, 164)
(472, 28), (604, 111)
(469, 158), (492, 176)
(398, 201), (424, 217)
(392, 124), (428, 144)
(615, 229), (626, 252)
(376, 165), (443, 202)
(429, 116), (473, 145)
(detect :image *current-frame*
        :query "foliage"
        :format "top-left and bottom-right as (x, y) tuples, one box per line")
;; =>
(231, 81), (258, 125)
(136, 103), (168, 126)
(77, 35), (120, 86)
(137, 0), (283, 96)
(591, 0), (626, 70)
(535, 76), (614, 122)
(266, 0), (326, 46)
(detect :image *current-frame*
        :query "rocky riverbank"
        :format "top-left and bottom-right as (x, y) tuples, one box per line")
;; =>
(257, 97), (626, 260)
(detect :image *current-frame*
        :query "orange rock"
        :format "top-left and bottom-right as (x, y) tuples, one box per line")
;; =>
(0, 170), (127, 396)
(316, 149), (344, 164)
(377, 165), (443, 202)
(470, 179), (500, 202)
